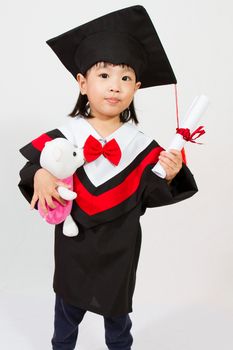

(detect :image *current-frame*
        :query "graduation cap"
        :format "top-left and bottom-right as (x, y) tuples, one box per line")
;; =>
(46, 5), (177, 89)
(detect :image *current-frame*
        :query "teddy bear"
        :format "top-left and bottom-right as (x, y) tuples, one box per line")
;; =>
(38, 137), (85, 237)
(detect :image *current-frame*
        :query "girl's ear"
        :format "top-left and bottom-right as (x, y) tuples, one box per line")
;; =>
(134, 81), (141, 92)
(76, 73), (87, 95)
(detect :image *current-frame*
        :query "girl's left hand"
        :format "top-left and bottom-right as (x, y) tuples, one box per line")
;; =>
(158, 149), (183, 182)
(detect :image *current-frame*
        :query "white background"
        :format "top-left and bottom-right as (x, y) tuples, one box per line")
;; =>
(1, 0), (233, 349)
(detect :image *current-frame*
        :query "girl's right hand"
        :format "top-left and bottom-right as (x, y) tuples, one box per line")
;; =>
(30, 168), (71, 214)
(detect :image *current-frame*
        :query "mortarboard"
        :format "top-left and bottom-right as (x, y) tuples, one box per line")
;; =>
(46, 5), (177, 89)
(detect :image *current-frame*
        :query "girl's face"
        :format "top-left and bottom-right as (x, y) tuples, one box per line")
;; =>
(76, 62), (141, 120)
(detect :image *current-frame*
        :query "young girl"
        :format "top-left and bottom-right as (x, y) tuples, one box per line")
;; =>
(18, 5), (198, 350)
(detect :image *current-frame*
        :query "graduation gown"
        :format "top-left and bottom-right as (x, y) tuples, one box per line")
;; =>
(18, 115), (198, 317)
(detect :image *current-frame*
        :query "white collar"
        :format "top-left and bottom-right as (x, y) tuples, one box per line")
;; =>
(58, 114), (140, 150)
(57, 114), (153, 187)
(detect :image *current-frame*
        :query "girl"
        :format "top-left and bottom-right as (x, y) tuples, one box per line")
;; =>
(18, 5), (198, 350)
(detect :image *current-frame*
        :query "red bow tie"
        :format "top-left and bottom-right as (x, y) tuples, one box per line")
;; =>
(83, 135), (122, 166)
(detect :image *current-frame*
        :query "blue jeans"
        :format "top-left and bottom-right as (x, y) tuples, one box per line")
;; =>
(51, 294), (133, 350)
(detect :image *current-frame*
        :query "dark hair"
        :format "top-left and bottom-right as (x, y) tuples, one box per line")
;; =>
(67, 62), (139, 124)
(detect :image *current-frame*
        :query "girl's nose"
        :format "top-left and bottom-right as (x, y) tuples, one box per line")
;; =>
(110, 87), (120, 93)
(109, 79), (120, 93)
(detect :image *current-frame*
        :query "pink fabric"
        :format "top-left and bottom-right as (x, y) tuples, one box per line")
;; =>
(38, 176), (73, 224)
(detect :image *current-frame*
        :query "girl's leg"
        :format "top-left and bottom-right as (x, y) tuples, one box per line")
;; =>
(104, 313), (133, 350)
(51, 294), (87, 350)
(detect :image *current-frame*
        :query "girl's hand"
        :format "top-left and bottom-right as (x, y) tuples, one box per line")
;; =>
(30, 168), (71, 214)
(158, 149), (183, 182)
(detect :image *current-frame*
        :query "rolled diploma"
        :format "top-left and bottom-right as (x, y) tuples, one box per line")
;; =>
(152, 94), (209, 178)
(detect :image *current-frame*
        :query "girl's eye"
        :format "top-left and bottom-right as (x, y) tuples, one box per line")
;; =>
(99, 73), (108, 78)
(122, 76), (132, 81)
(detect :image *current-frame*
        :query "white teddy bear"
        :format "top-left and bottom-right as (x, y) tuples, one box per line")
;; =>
(38, 138), (85, 237)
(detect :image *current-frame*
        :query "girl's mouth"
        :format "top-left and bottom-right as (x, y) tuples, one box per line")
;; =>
(105, 98), (120, 104)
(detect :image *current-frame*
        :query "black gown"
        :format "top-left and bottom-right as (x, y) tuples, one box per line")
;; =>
(18, 116), (198, 317)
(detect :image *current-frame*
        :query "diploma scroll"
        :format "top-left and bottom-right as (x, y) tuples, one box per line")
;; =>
(152, 94), (209, 178)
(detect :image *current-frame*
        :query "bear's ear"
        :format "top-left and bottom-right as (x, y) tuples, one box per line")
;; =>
(53, 147), (62, 162)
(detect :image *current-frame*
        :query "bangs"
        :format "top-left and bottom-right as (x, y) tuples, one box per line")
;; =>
(93, 61), (135, 73)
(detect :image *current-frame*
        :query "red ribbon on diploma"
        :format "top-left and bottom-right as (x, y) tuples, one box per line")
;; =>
(176, 126), (205, 144)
